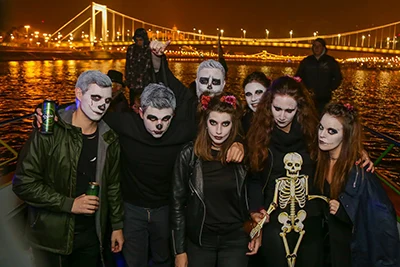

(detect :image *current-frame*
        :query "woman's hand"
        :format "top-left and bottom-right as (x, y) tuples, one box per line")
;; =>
(356, 149), (374, 173)
(329, 199), (340, 215)
(247, 231), (262, 255)
(175, 253), (188, 267)
(250, 209), (269, 224)
(226, 142), (244, 163)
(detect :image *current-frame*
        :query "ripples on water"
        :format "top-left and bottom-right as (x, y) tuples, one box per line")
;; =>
(0, 59), (399, 185)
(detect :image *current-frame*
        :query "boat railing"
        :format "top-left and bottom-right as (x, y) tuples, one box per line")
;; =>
(0, 113), (33, 170)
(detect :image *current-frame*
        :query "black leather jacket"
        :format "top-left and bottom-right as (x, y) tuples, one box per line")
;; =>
(170, 142), (249, 255)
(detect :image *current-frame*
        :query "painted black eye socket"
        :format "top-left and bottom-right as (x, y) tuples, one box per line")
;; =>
(199, 77), (209, 85)
(328, 128), (338, 135)
(286, 109), (295, 114)
(162, 116), (172, 122)
(222, 121), (231, 127)
(147, 115), (158, 122)
(245, 92), (252, 97)
(255, 90), (264, 95)
(212, 79), (221, 85)
(273, 106), (282, 111)
(318, 124), (324, 130)
(209, 120), (217, 126)
(91, 95), (101, 102)
(105, 98), (112, 104)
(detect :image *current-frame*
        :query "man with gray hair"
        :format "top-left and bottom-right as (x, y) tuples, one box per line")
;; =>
(15, 70), (124, 267)
(101, 81), (194, 267)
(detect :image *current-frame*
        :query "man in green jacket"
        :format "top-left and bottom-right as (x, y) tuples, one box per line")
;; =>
(13, 70), (124, 267)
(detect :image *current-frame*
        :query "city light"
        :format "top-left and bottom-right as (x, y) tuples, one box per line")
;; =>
(265, 29), (269, 39)
(289, 30), (293, 42)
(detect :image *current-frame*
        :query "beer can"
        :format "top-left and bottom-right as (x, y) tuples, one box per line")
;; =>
(86, 182), (100, 197)
(41, 100), (56, 134)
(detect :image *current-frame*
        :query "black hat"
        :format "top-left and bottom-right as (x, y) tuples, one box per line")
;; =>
(313, 38), (327, 48)
(107, 70), (124, 87)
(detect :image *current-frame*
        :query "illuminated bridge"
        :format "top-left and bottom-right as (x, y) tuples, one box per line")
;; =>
(50, 2), (400, 55)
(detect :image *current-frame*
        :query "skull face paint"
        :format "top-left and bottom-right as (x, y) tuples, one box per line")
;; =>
(207, 111), (232, 146)
(196, 68), (225, 98)
(244, 82), (267, 112)
(140, 106), (174, 138)
(80, 83), (112, 121)
(283, 152), (303, 178)
(318, 114), (344, 158)
(271, 95), (298, 132)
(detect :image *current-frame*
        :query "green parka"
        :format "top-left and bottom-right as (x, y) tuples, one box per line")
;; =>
(12, 104), (123, 255)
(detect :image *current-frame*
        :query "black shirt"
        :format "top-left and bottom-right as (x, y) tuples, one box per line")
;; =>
(74, 129), (98, 232)
(202, 150), (242, 234)
(104, 68), (197, 208)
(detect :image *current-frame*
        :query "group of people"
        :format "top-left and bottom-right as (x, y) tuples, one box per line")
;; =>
(11, 32), (400, 267)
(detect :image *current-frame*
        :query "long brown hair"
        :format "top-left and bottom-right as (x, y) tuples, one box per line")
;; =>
(194, 92), (243, 163)
(247, 76), (318, 172)
(315, 103), (364, 199)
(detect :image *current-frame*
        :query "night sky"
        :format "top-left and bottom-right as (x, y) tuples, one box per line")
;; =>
(1, 0), (400, 38)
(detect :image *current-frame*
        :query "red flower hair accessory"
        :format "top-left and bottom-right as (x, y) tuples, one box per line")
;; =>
(343, 103), (354, 111)
(220, 95), (237, 109)
(201, 95), (211, 110)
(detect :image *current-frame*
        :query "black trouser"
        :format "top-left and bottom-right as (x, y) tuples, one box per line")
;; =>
(33, 228), (100, 267)
(257, 216), (324, 267)
(122, 202), (172, 267)
(187, 228), (249, 267)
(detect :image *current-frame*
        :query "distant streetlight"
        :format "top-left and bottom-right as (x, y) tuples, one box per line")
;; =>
(313, 32), (317, 37)
(220, 29), (224, 37)
(368, 34), (371, 47)
(193, 27), (196, 40)
(387, 37), (390, 48)
(289, 30), (293, 43)
(240, 28), (244, 38)
(265, 29), (269, 39)
(198, 29), (202, 40)
(243, 30), (247, 39)
(24, 25), (30, 36)
(361, 35), (365, 47)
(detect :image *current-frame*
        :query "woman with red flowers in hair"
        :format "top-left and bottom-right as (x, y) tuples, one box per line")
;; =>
(171, 92), (261, 267)
(315, 102), (399, 267)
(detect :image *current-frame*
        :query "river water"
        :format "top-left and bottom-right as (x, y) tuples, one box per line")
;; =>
(0, 59), (399, 185)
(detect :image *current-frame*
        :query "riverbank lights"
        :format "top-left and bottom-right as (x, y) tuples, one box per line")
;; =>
(220, 29), (224, 37)
(266, 29), (269, 39)
(243, 30), (246, 38)
(289, 30), (293, 42)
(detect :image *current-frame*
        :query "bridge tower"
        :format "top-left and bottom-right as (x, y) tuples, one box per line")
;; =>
(90, 2), (107, 45)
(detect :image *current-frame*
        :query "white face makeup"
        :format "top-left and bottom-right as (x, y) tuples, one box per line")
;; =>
(207, 111), (232, 146)
(79, 83), (112, 121)
(140, 106), (174, 138)
(271, 95), (298, 132)
(196, 68), (225, 98)
(318, 114), (344, 156)
(244, 82), (267, 112)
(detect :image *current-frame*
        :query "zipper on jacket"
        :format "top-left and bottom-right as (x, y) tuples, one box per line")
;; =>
(189, 180), (206, 246)
(353, 168), (359, 188)
(262, 149), (274, 194)
(171, 229), (177, 255)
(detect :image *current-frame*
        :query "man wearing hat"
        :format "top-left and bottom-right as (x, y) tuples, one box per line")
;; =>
(107, 70), (130, 112)
(296, 38), (343, 113)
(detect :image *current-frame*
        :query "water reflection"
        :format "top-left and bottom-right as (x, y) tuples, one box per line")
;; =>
(0, 60), (399, 184)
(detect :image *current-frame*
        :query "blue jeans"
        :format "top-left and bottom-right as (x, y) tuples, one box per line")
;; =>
(122, 202), (172, 267)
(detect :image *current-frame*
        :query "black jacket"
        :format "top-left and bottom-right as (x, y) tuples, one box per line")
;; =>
(170, 142), (249, 255)
(295, 53), (342, 102)
(339, 165), (400, 266)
